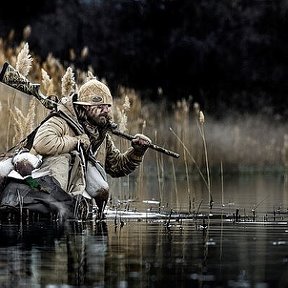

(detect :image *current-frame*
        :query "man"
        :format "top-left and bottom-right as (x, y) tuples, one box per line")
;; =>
(29, 78), (151, 218)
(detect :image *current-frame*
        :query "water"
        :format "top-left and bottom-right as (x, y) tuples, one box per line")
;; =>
(0, 173), (288, 287)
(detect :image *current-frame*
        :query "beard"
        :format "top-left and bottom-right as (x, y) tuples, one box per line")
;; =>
(88, 113), (112, 128)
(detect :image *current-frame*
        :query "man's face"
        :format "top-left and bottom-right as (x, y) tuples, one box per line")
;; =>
(85, 104), (112, 126)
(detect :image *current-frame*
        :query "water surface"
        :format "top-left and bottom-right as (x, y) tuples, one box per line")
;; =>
(0, 173), (288, 287)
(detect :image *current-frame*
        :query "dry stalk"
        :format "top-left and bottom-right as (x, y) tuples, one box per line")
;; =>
(170, 127), (209, 190)
(183, 145), (193, 213)
(171, 158), (179, 209)
(197, 111), (213, 208)
(41, 68), (54, 94)
(9, 99), (36, 146)
(117, 96), (131, 199)
(220, 161), (224, 206)
(135, 121), (148, 200)
(155, 130), (164, 206)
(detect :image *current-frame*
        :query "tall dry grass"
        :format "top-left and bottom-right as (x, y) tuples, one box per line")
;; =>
(0, 27), (287, 176)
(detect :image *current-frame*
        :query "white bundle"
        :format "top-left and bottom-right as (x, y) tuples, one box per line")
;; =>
(13, 152), (42, 169)
(0, 158), (14, 177)
(86, 161), (109, 198)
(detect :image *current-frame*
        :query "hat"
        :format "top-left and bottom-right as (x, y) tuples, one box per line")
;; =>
(74, 79), (113, 106)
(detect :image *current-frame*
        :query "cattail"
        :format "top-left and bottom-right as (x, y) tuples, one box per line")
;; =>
(8, 30), (15, 42)
(123, 95), (130, 111)
(61, 67), (76, 97)
(199, 111), (205, 124)
(23, 25), (32, 40)
(193, 102), (200, 114)
(81, 46), (89, 59)
(16, 42), (33, 77)
(69, 48), (76, 61)
(157, 87), (163, 95)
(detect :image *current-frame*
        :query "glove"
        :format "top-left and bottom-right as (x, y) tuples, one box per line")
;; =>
(131, 133), (152, 154)
(76, 133), (91, 151)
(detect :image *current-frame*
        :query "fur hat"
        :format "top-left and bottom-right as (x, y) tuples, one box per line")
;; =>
(74, 79), (113, 106)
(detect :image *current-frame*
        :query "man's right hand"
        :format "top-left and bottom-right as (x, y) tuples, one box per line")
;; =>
(76, 134), (90, 151)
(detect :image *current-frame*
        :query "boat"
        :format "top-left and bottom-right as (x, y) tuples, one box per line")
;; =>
(0, 155), (94, 223)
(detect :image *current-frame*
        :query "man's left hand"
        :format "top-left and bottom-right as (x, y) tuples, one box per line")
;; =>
(131, 134), (152, 153)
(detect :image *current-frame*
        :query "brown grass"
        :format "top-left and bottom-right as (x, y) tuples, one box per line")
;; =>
(0, 28), (286, 175)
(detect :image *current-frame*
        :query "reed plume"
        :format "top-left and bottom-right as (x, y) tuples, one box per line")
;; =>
(197, 110), (213, 208)
(81, 46), (89, 59)
(116, 95), (131, 133)
(16, 42), (33, 77)
(41, 68), (55, 96)
(8, 30), (15, 43)
(61, 67), (76, 97)
(9, 100), (36, 145)
(23, 25), (32, 40)
(69, 49), (76, 61)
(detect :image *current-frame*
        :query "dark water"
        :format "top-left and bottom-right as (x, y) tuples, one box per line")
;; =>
(0, 173), (288, 287)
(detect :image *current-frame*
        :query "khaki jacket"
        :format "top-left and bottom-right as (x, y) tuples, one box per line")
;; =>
(30, 96), (144, 196)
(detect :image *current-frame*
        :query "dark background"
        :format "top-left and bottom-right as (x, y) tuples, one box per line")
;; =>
(1, 0), (288, 118)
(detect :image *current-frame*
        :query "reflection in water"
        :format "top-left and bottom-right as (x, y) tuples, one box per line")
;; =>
(0, 174), (287, 287)
(0, 222), (108, 287)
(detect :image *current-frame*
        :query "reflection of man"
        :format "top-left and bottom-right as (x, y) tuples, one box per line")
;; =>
(67, 222), (108, 286)
(30, 79), (151, 217)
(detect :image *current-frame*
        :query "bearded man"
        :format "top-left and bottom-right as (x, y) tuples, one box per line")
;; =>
(30, 79), (151, 217)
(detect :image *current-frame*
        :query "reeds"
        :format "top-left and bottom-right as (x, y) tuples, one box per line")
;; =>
(197, 110), (213, 208)
(61, 67), (76, 97)
(0, 29), (287, 173)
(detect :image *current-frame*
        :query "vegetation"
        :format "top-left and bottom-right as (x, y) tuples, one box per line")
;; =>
(1, 0), (288, 117)
(0, 33), (287, 177)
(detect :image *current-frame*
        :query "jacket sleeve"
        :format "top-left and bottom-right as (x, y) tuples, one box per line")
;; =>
(32, 116), (78, 156)
(104, 134), (145, 177)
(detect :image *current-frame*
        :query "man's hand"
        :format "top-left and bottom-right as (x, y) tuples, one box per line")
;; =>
(76, 133), (91, 151)
(131, 133), (152, 154)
